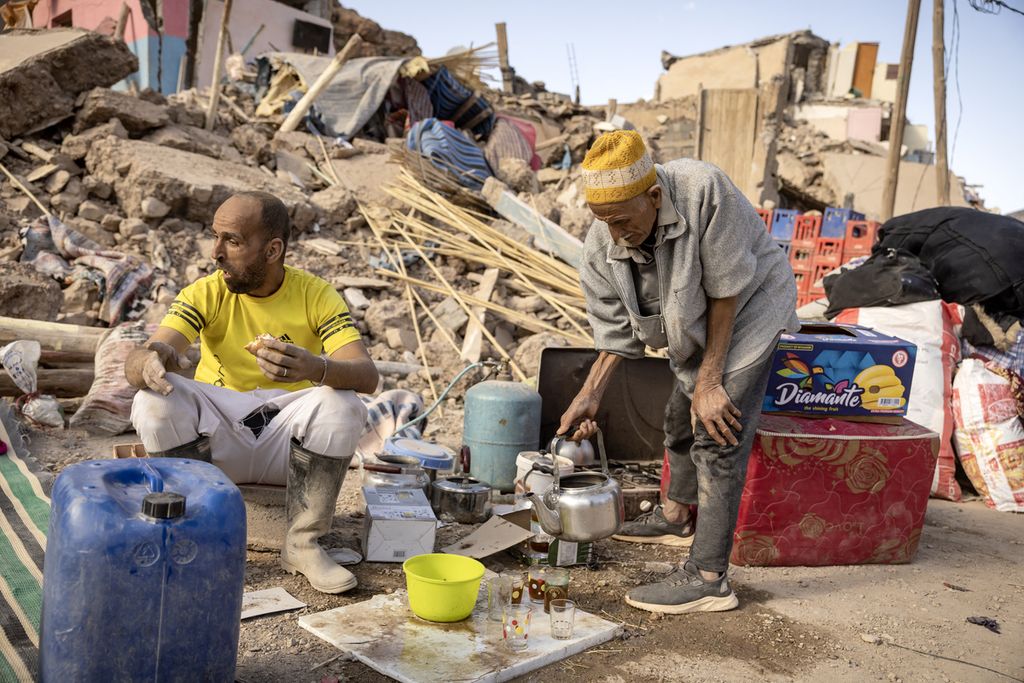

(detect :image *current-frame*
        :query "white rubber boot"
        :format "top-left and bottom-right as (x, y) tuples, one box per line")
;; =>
(280, 438), (357, 594)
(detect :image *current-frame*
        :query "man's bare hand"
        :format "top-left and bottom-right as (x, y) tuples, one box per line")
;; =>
(557, 390), (601, 442)
(131, 342), (192, 395)
(692, 382), (742, 447)
(250, 337), (320, 383)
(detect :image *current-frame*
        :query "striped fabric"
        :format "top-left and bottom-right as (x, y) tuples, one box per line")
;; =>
(421, 67), (495, 139)
(407, 118), (493, 191)
(0, 422), (50, 682)
(483, 117), (533, 174)
(400, 77), (434, 125)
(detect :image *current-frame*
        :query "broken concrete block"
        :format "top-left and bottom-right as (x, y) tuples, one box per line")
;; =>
(6, 196), (39, 219)
(119, 217), (148, 238)
(143, 124), (243, 163)
(656, 114), (669, 125)
(343, 287), (370, 311)
(61, 118), (129, 161)
(82, 175), (113, 200)
(272, 130), (319, 160)
(141, 196), (171, 219)
(0, 28), (138, 139)
(77, 200), (106, 222)
(0, 262), (62, 321)
(85, 138), (315, 229)
(230, 124), (273, 164)
(25, 163), (59, 184)
(68, 218), (115, 248)
(101, 214), (122, 232)
(536, 167), (566, 184)
(51, 191), (83, 215)
(386, 327), (418, 352)
(61, 278), (101, 316)
(496, 158), (539, 194)
(513, 332), (569, 377)
(45, 169), (71, 194)
(75, 87), (170, 135)
(167, 103), (206, 128)
(310, 185), (356, 226)
(363, 299), (408, 339)
(431, 297), (470, 334)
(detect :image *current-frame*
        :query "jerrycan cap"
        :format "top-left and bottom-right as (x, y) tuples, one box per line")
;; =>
(142, 492), (186, 519)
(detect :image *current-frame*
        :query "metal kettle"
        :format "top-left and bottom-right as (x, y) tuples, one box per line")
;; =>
(547, 436), (595, 466)
(523, 428), (624, 542)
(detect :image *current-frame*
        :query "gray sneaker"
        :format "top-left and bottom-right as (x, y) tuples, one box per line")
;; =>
(612, 504), (695, 547)
(624, 560), (738, 614)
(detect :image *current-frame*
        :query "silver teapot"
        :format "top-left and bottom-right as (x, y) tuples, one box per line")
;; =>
(523, 428), (623, 542)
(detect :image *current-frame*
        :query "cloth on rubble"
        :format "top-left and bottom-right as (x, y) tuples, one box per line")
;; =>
(259, 54), (405, 138)
(396, 76), (433, 125)
(962, 326), (1024, 380)
(581, 130), (657, 205)
(960, 304), (1022, 352)
(421, 66), (496, 139)
(483, 116), (534, 175)
(876, 207), (1024, 320)
(500, 115), (542, 170)
(952, 359), (1024, 512)
(0, 403), (51, 682)
(836, 301), (965, 502)
(407, 117), (493, 191)
(69, 322), (156, 436)
(20, 217), (153, 326)
(356, 389), (426, 460)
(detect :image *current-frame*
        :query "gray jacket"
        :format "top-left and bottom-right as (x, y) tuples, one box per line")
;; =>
(580, 159), (800, 384)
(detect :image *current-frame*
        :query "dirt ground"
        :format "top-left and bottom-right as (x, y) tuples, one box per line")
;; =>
(22, 425), (1024, 683)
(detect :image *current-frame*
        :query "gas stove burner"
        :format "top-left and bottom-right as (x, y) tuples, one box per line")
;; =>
(381, 437), (455, 472)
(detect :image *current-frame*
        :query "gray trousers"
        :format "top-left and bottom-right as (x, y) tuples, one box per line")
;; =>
(663, 352), (774, 573)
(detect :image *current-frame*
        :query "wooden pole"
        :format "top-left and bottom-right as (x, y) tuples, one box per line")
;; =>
(881, 0), (923, 221)
(0, 316), (105, 355)
(606, 98), (618, 122)
(204, 0), (232, 131)
(932, 0), (950, 205)
(495, 22), (513, 94)
(279, 33), (363, 133)
(114, 2), (130, 41)
(0, 369), (94, 398)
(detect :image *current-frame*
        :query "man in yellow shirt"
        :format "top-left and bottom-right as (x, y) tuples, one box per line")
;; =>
(125, 191), (379, 594)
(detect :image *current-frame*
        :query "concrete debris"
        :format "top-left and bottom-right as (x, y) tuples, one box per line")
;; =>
(61, 118), (129, 161)
(74, 88), (170, 135)
(0, 262), (63, 321)
(310, 186), (356, 228)
(0, 28), (138, 139)
(141, 197), (171, 219)
(512, 332), (570, 378)
(143, 125), (243, 163)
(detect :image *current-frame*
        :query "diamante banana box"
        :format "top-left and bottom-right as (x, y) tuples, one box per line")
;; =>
(762, 323), (917, 420)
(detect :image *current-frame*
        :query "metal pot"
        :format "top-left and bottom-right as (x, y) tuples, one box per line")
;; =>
(524, 428), (624, 542)
(362, 454), (431, 497)
(548, 436), (595, 467)
(430, 476), (492, 524)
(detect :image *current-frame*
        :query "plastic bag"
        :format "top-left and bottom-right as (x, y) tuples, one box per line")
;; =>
(0, 340), (64, 428)
(836, 301), (964, 500)
(952, 359), (1024, 512)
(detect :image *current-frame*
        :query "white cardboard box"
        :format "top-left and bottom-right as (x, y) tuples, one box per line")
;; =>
(361, 487), (437, 563)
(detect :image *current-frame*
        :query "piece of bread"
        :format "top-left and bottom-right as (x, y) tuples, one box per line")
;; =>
(244, 333), (276, 355)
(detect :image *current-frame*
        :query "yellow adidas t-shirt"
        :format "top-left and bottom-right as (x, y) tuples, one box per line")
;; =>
(160, 265), (361, 392)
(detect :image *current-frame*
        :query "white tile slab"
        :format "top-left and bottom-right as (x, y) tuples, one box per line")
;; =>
(241, 587), (306, 620)
(299, 589), (620, 683)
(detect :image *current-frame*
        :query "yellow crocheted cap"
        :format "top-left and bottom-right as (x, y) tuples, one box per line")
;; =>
(581, 131), (656, 205)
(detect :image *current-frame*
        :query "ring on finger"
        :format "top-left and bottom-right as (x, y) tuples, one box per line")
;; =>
(281, 368), (288, 378)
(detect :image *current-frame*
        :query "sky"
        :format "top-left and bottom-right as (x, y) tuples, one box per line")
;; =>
(345, 0), (1024, 214)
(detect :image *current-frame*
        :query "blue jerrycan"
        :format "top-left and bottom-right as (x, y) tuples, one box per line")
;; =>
(41, 458), (246, 682)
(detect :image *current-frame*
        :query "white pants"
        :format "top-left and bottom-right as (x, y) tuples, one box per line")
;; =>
(130, 374), (368, 486)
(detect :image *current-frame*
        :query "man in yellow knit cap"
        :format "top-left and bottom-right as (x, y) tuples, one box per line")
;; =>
(558, 131), (798, 614)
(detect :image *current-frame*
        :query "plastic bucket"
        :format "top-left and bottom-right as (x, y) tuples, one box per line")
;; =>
(515, 452), (574, 494)
(402, 553), (485, 622)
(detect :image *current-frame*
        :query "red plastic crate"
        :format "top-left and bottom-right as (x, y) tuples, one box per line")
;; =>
(796, 292), (818, 308)
(844, 220), (880, 258)
(793, 270), (812, 293)
(756, 208), (773, 231)
(791, 214), (822, 249)
(809, 263), (833, 296)
(812, 237), (844, 269)
(789, 246), (814, 273)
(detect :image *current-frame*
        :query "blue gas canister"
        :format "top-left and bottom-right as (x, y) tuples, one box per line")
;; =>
(41, 459), (246, 682)
(463, 373), (542, 492)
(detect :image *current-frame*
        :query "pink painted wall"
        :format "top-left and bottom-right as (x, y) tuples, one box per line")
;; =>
(33, 0), (154, 42)
(846, 107), (883, 144)
(33, 0), (188, 39)
(196, 0), (334, 89)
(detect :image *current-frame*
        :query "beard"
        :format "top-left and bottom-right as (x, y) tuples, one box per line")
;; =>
(219, 259), (267, 294)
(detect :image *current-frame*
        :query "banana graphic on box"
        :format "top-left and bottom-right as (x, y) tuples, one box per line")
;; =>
(854, 365), (907, 410)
